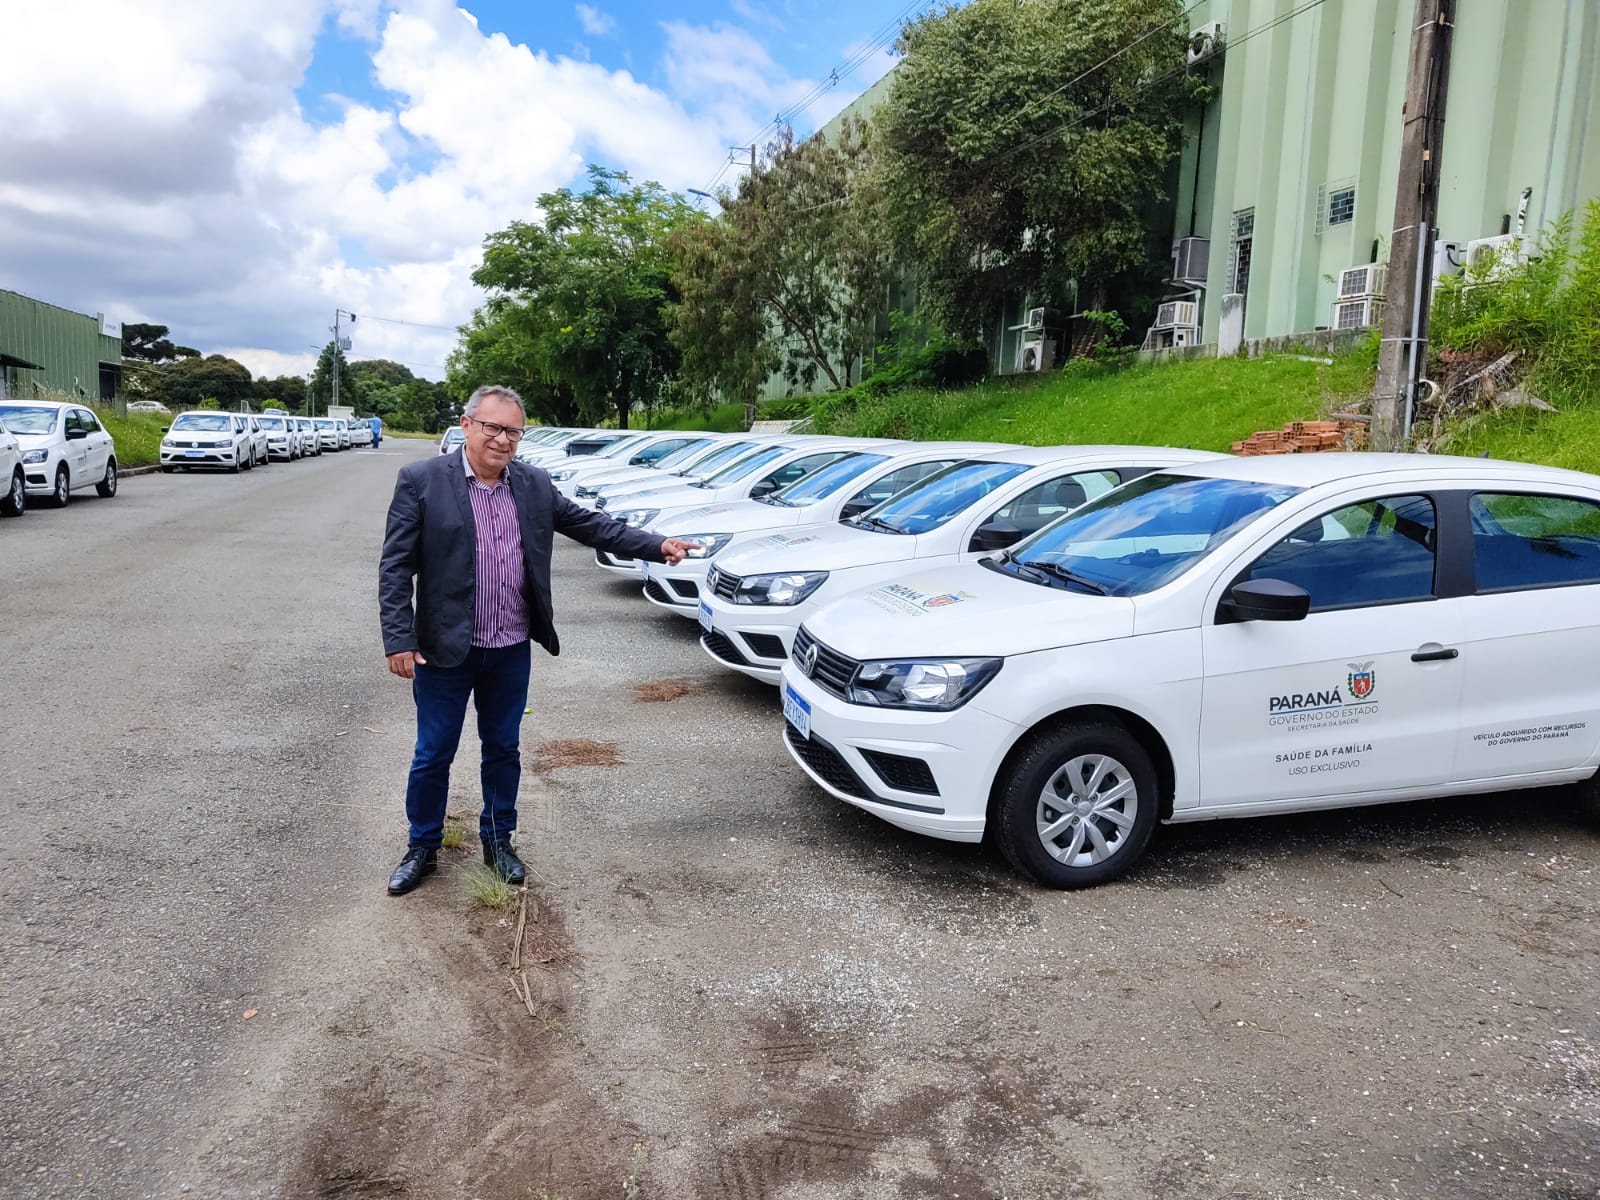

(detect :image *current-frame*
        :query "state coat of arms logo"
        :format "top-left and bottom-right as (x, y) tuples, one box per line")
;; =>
(1347, 661), (1376, 700)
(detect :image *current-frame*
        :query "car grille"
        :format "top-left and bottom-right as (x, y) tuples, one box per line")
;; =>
(790, 627), (858, 699)
(860, 749), (940, 796)
(642, 577), (675, 605)
(575, 485), (597, 498)
(742, 632), (786, 661)
(701, 630), (748, 667)
(784, 726), (870, 800)
(708, 566), (739, 601)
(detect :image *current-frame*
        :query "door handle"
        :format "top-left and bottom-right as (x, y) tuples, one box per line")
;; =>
(1411, 644), (1459, 662)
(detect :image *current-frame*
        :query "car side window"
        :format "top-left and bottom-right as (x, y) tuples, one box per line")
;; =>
(849, 460), (955, 508)
(975, 470), (1121, 547)
(77, 409), (102, 433)
(1471, 492), (1600, 591)
(1240, 494), (1437, 610)
(64, 411), (85, 435)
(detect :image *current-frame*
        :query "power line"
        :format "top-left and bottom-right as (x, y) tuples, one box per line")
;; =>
(355, 313), (462, 333)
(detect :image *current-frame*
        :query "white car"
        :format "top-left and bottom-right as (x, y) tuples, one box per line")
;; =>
(126, 400), (170, 414)
(700, 445), (1219, 684)
(335, 419), (352, 450)
(296, 417), (321, 456)
(349, 420), (374, 448)
(0, 414), (24, 517)
(160, 410), (251, 472)
(547, 433), (709, 497)
(573, 435), (733, 510)
(256, 412), (300, 461)
(593, 436), (834, 517)
(0, 400), (120, 505)
(779, 452), (1600, 890)
(240, 415), (270, 467)
(314, 418), (342, 452)
(641, 442), (1013, 619)
(438, 427), (466, 455)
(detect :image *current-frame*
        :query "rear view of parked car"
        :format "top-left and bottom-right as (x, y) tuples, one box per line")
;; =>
(0, 400), (119, 506)
(349, 420), (374, 448)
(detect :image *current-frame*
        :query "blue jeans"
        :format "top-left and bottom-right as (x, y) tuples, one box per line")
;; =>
(404, 643), (531, 849)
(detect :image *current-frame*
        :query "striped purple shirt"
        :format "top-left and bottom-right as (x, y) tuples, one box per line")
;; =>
(464, 461), (529, 648)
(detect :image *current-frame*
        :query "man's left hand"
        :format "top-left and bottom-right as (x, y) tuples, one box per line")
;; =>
(661, 537), (699, 565)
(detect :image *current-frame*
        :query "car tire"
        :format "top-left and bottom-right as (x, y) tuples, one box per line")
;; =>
(160, 465), (175, 474)
(994, 721), (1161, 889)
(1, 468), (24, 517)
(96, 457), (118, 498)
(50, 464), (70, 508)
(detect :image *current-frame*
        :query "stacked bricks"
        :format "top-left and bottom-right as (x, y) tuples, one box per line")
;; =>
(1232, 417), (1368, 456)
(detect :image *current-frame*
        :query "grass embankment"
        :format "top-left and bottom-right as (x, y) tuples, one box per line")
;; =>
(812, 350), (1378, 450)
(98, 410), (171, 467)
(1432, 398), (1600, 474)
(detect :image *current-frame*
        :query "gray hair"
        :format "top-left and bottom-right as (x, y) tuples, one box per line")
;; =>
(464, 385), (525, 418)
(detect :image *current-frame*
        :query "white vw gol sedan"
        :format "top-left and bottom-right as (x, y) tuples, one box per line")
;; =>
(700, 445), (1222, 684)
(778, 453), (1600, 889)
(0, 400), (120, 505)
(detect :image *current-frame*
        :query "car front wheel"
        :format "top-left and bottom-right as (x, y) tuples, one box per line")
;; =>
(1, 468), (24, 516)
(994, 721), (1160, 889)
(50, 465), (70, 508)
(97, 457), (118, 498)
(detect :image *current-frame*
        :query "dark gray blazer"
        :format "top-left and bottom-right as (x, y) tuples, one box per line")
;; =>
(379, 449), (668, 667)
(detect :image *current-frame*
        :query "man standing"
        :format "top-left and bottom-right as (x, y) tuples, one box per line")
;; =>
(378, 385), (696, 896)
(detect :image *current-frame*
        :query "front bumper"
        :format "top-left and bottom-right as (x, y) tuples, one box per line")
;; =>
(160, 445), (238, 468)
(778, 664), (1017, 843)
(594, 547), (642, 577)
(268, 439), (293, 459)
(639, 561), (707, 615)
(698, 618), (793, 684)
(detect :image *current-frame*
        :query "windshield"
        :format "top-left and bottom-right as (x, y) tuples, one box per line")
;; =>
(317, 419), (337, 429)
(856, 461), (1031, 534)
(705, 444), (789, 485)
(683, 441), (757, 478)
(0, 406), (58, 434)
(597, 436), (645, 459)
(651, 438), (714, 470)
(770, 453), (891, 507)
(1001, 474), (1301, 596)
(258, 417), (285, 430)
(172, 413), (234, 432)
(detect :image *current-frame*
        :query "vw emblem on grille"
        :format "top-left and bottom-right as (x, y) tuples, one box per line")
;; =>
(795, 640), (818, 677)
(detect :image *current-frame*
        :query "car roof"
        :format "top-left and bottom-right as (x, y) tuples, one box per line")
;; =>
(1171, 451), (1600, 489)
(969, 444), (1224, 467)
(0, 399), (69, 409)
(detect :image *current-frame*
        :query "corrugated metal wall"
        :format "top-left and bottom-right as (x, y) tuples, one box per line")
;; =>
(0, 289), (123, 399)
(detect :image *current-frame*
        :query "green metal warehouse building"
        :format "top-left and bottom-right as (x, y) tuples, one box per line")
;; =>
(0, 289), (124, 402)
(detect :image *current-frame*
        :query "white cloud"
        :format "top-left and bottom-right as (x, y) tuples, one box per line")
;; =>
(575, 4), (616, 37)
(0, 0), (820, 382)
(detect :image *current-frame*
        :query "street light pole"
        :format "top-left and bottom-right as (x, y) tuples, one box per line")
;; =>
(331, 309), (358, 414)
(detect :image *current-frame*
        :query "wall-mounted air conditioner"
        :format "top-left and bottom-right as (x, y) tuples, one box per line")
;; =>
(1332, 298), (1384, 331)
(1172, 237), (1209, 285)
(1465, 234), (1529, 280)
(1432, 240), (1464, 282)
(1171, 327), (1199, 348)
(1188, 21), (1225, 65)
(1024, 307), (1046, 332)
(1338, 264), (1386, 299)
(1154, 300), (1199, 328)
(1017, 338), (1056, 373)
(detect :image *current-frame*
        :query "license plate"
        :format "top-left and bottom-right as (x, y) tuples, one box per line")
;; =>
(184, 450), (204, 458)
(783, 684), (811, 740)
(698, 600), (713, 632)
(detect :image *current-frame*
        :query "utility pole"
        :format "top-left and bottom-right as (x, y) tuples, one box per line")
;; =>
(330, 309), (357, 413)
(1371, 0), (1455, 450)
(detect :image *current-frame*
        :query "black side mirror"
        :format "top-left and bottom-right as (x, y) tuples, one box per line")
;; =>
(969, 519), (1022, 552)
(840, 497), (874, 521)
(1220, 578), (1311, 622)
(749, 478), (778, 499)
(160, 426), (170, 433)
(65, 428), (88, 441)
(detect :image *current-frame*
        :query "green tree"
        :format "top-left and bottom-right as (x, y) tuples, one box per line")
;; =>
(122, 323), (200, 362)
(670, 120), (887, 422)
(458, 165), (699, 428)
(145, 354), (254, 410)
(871, 0), (1202, 337)
(255, 374), (308, 413)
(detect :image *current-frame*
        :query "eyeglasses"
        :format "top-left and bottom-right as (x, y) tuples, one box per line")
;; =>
(465, 416), (526, 443)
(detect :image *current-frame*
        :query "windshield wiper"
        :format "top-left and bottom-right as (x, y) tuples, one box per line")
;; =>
(851, 515), (906, 534)
(1017, 559), (1108, 594)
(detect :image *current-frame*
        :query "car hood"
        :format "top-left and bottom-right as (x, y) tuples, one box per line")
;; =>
(802, 561), (1136, 659)
(715, 522), (922, 576)
(9, 431), (60, 447)
(655, 500), (807, 537)
(608, 483), (720, 512)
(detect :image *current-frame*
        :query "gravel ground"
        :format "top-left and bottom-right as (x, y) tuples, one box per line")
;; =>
(1, 439), (1596, 1200)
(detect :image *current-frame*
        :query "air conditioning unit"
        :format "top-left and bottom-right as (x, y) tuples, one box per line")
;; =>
(1017, 338), (1056, 373)
(1154, 300), (1198, 328)
(1024, 307), (1046, 332)
(1432, 239), (1465, 281)
(1332, 298), (1384, 331)
(1465, 234), (1529, 280)
(1171, 327), (1199, 347)
(1338, 264), (1386, 299)
(1172, 236), (1209, 284)
(1188, 21), (1225, 65)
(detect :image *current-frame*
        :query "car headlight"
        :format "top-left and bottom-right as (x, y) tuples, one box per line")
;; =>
(549, 468), (577, 481)
(612, 508), (658, 528)
(678, 534), (733, 559)
(21, 449), (47, 464)
(846, 657), (1003, 711)
(732, 571), (828, 606)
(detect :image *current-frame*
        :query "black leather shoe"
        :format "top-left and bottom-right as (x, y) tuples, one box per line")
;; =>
(483, 841), (526, 886)
(387, 846), (438, 895)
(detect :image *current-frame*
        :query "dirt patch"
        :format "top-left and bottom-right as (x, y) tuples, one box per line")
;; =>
(532, 737), (623, 770)
(633, 677), (705, 703)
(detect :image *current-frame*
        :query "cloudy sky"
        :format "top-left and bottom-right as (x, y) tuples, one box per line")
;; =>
(0, 0), (915, 381)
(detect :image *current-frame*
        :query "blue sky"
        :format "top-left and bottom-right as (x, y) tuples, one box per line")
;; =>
(1, 0), (929, 380)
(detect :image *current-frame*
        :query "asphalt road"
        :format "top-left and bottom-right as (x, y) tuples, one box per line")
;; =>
(2, 438), (1598, 1200)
